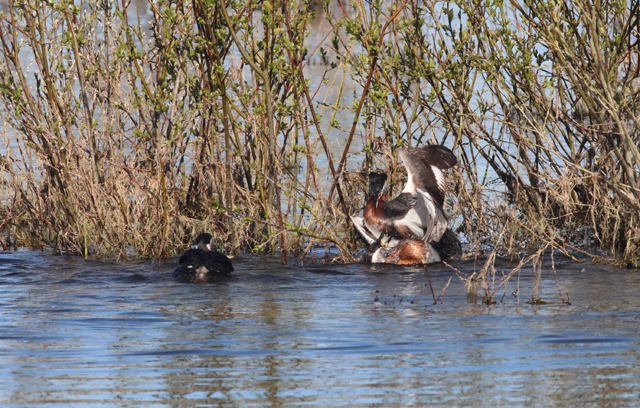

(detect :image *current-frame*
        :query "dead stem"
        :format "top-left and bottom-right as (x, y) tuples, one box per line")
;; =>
(551, 248), (570, 304)
(424, 265), (437, 303)
(0, 0), (637, 269)
(434, 277), (452, 305)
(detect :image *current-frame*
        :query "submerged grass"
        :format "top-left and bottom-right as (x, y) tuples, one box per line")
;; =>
(0, 0), (638, 281)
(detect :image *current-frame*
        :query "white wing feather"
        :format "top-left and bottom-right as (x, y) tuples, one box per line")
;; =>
(350, 216), (378, 245)
(432, 164), (445, 193)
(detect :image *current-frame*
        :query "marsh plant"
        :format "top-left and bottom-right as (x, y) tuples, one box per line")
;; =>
(0, 0), (638, 275)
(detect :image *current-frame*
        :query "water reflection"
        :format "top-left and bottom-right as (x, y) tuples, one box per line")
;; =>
(0, 250), (639, 406)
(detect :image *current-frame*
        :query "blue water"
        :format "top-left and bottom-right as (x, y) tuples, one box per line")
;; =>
(0, 250), (639, 406)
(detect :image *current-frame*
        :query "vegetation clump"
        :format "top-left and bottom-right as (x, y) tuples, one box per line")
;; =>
(0, 0), (637, 273)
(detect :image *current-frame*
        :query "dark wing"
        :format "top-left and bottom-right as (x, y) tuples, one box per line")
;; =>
(202, 251), (234, 275)
(400, 145), (457, 206)
(382, 193), (417, 219)
(179, 248), (204, 267)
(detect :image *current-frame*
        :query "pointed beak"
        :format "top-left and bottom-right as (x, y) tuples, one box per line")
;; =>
(378, 181), (388, 208)
(374, 192), (380, 208)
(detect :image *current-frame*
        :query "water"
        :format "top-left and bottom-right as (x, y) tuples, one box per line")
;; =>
(1, 250), (639, 407)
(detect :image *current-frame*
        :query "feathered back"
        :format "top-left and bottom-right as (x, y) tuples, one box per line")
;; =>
(180, 248), (234, 275)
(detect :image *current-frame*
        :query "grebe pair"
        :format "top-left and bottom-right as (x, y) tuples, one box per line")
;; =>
(351, 144), (461, 265)
(172, 233), (233, 282)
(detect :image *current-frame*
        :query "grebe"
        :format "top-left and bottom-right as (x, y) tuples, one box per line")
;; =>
(172, 233), (234, 282)
(351, 145), (460, 264)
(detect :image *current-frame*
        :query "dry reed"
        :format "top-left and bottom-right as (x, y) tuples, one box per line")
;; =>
(0, 0), (637, 276)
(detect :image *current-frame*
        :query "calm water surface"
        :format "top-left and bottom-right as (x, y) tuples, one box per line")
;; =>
(0, 250), (639, 407)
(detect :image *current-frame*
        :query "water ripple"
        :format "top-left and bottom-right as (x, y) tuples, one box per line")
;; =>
(0, 250), (639, 406)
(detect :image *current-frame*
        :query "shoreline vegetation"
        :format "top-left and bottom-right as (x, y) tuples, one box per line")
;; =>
(0, 0), (638, 276)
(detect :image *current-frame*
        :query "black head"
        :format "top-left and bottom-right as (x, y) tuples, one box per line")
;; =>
(193, 233), (213, 251)
(368, 171), (388, 201)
